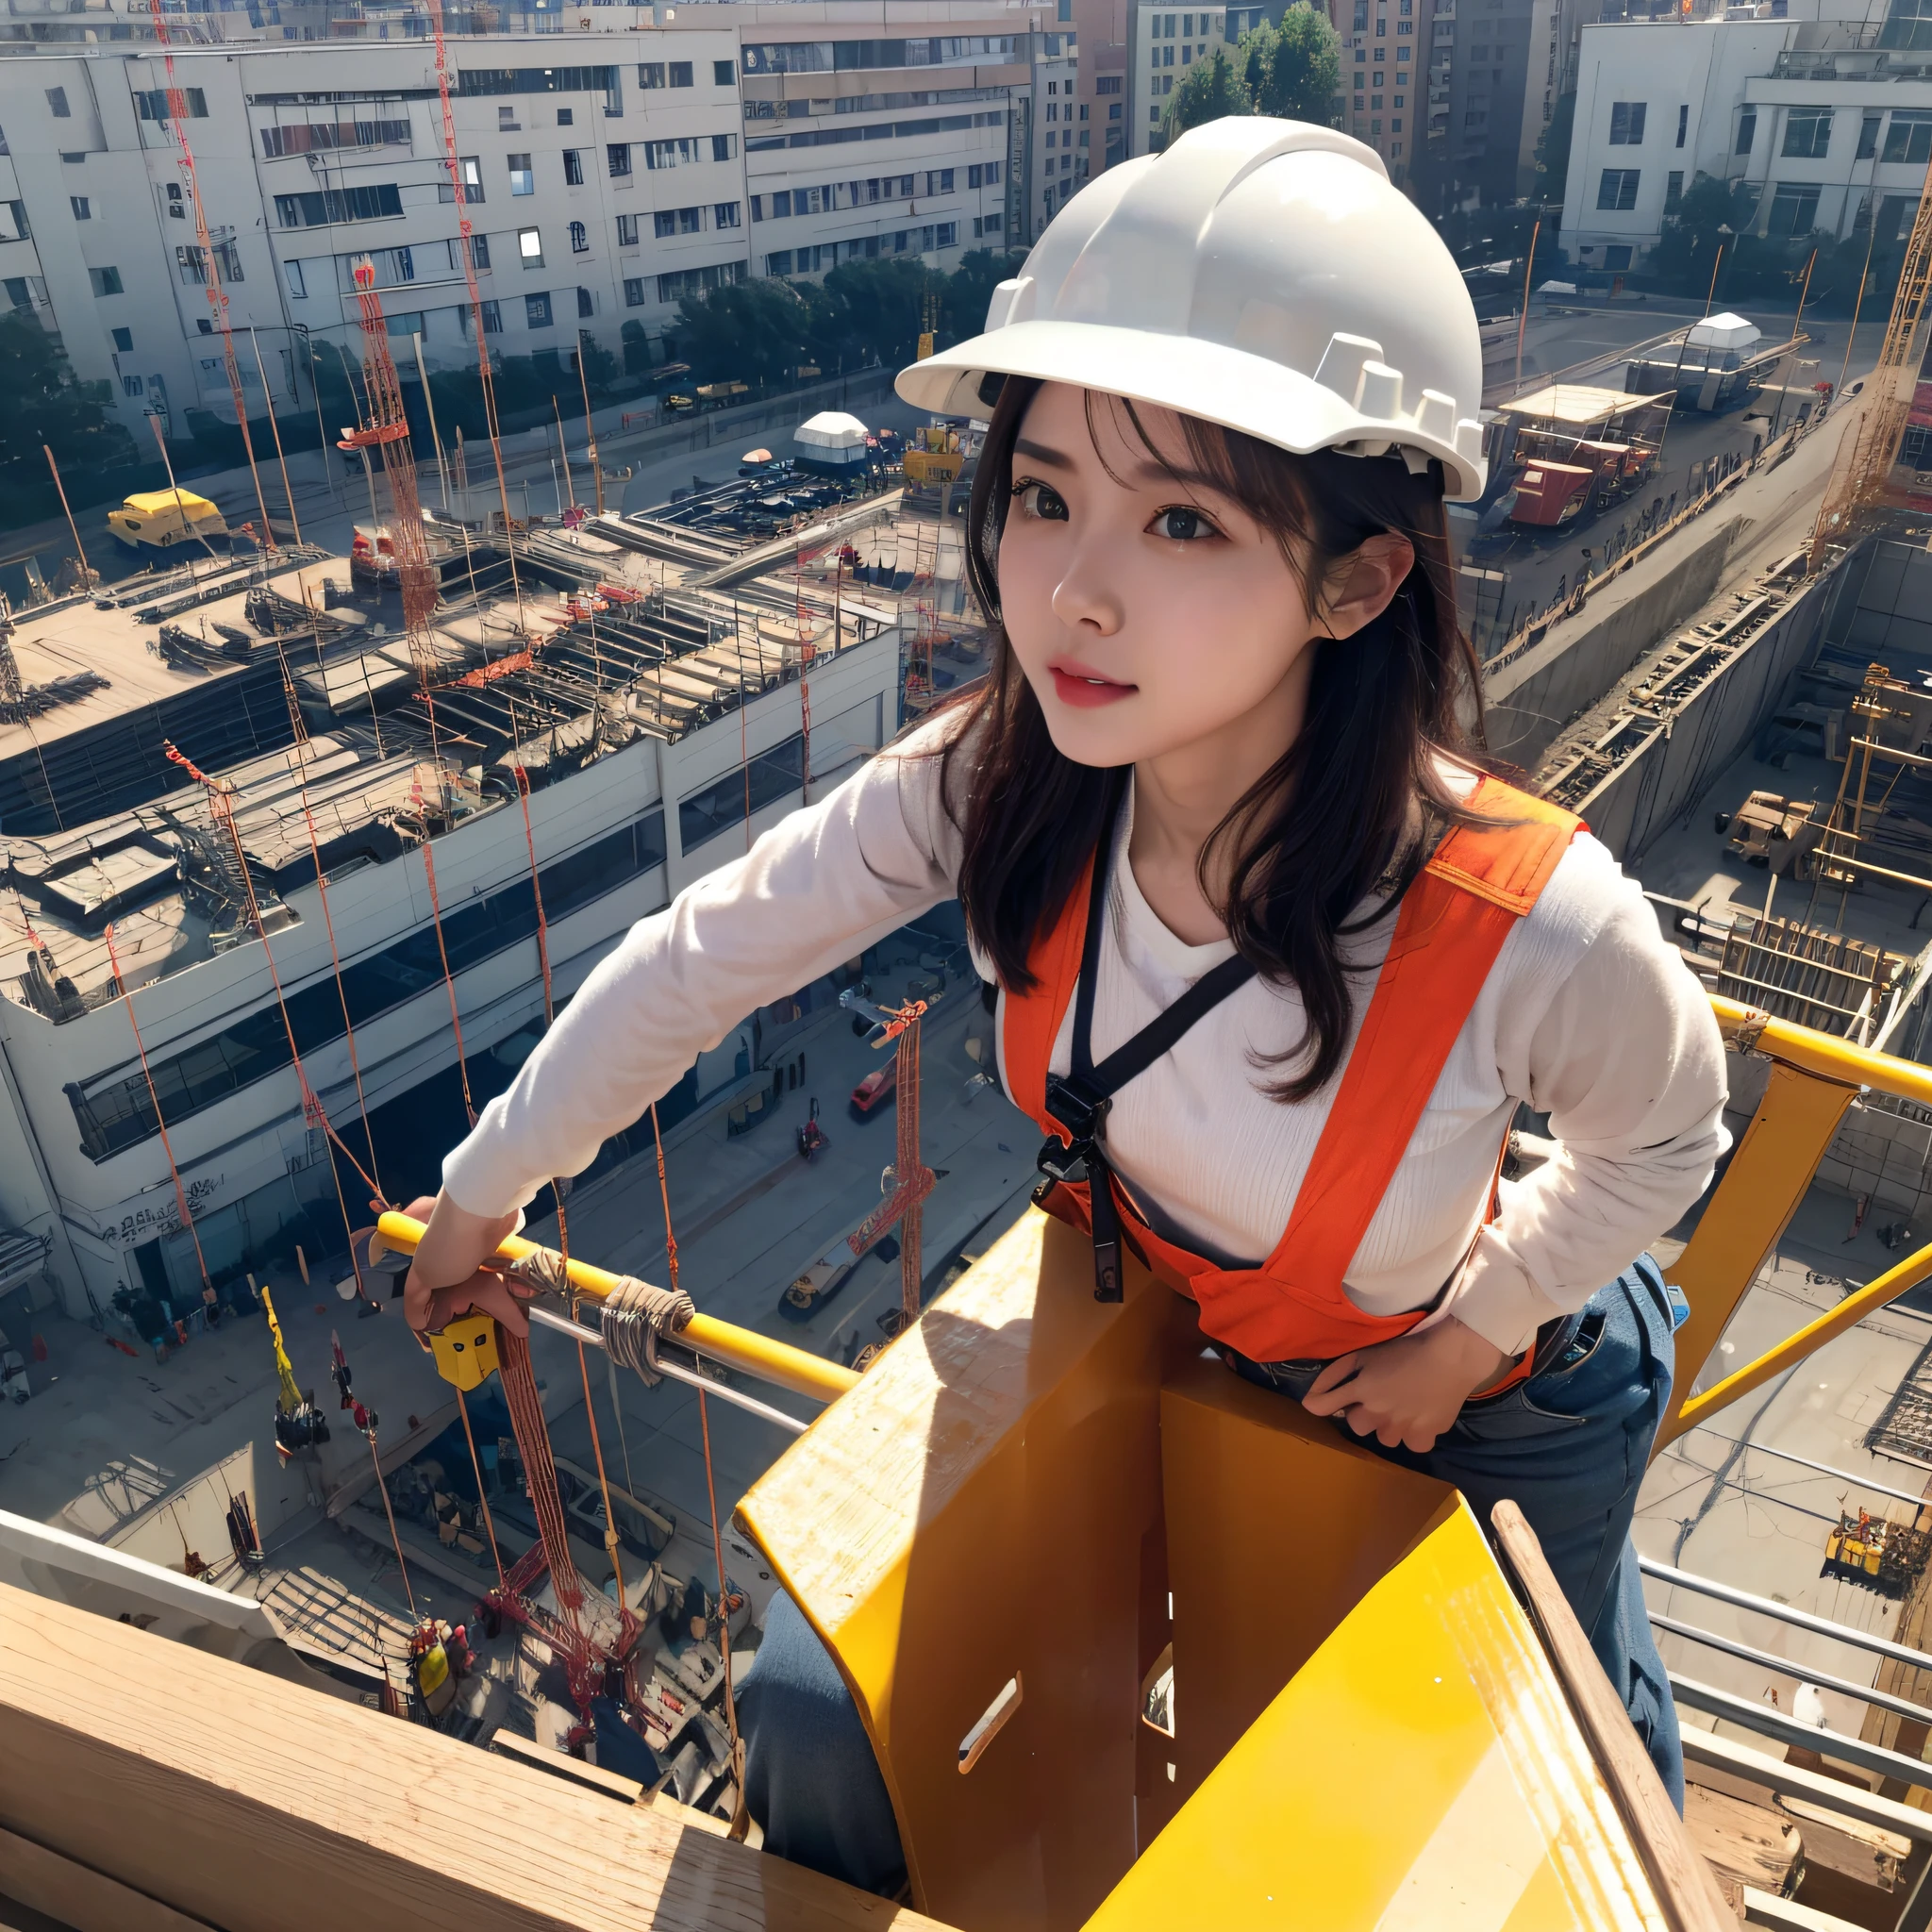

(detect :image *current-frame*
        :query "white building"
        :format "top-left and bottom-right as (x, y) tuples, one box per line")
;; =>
(1124, 2), (1273, 155)
(1561, 0), (1932, 271)
(0, 2), (1058, 442)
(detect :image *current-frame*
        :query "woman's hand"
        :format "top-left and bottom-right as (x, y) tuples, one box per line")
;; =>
(1300, 1317), (1512, 1454)
(401, 1190), (535, 1340)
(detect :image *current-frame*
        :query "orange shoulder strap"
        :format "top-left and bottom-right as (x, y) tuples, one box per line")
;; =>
(1001, 849), (1098, 1137)
(1264, 773), (1581, 1282)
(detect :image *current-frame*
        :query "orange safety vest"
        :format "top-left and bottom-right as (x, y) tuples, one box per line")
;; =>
(1003, 773), (1581, 1380)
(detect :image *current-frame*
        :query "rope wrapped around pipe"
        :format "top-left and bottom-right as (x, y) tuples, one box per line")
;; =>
(508, 1246), (695, 1386)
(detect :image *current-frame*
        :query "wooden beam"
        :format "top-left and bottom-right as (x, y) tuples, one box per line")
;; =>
(1490, 1502), (1737, 1932)
(0, 1577), (946, 1932)
(0, 1824), (218, 1932)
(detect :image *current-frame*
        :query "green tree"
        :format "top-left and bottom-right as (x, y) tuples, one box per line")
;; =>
(1247, 4), (1342, 124)
(0, 311), (121, 476)
(1163, 46), (1254, 141)
(1535, 91), (1575, 204)
(946, 248), (1027, 335)
(676, 277), (816, 384)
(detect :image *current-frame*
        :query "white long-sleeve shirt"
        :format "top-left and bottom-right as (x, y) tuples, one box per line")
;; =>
(442, 718), (1729, 1358)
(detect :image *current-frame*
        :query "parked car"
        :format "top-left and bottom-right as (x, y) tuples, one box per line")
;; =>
(849, 1062), (897, 1119)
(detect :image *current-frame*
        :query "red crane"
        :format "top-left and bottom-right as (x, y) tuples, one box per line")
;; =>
(339, 261), (440, 646)
(841, 990), (938, 1333)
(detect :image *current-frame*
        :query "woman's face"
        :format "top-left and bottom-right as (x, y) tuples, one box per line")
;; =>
(995, 382), (1410, 773)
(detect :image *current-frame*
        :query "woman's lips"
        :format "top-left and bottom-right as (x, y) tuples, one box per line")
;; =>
(1049, 665), (1137, 708)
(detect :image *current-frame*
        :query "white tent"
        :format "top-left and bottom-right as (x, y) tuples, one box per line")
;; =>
(1685, 311), (1761, 353)
(794, 409), (871, 468)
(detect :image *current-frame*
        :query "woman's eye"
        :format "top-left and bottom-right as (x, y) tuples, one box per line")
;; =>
(1150, 506), (1218, 541)
(1013, 480), (1069, 522)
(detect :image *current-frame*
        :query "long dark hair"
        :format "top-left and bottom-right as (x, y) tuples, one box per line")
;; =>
(936, 375), (1491, 1104)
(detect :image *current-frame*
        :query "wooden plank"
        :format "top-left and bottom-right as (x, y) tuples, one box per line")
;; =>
(1491, 1501), (1738, 1932)
(0, 1577), (946, 1932)
(1683, 1783), (1802, 1897)
(1740, 1887), (1874, 1931)
(0, 1824), (218, 1932)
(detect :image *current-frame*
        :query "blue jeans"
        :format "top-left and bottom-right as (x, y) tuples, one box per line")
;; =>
(737, 1261), (1681, 1895)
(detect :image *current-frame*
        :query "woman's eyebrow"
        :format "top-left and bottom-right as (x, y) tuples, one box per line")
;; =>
(1012, 438), (1073, 468)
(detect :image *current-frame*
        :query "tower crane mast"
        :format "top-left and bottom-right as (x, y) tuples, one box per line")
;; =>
(1811, 164), (1932, 566)
(141, 0), (275, 548)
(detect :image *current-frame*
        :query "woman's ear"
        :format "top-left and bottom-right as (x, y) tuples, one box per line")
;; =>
(1318, 533), (1415, 641)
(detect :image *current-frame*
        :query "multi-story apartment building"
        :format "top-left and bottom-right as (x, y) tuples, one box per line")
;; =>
(1558, 0), (1930, 270)
(0, 2), (1058, 441)
(1335, 0), (1436, 180)
(1124, 2), (1271, 155)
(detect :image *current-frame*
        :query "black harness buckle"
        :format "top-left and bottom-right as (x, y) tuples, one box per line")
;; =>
(1039, 1074), (1123, 1302)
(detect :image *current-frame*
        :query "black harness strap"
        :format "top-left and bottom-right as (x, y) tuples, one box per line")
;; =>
(1038, 788), (1257, 1301)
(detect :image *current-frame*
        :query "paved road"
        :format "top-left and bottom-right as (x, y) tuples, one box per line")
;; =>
(1460, 300), (1870, 647)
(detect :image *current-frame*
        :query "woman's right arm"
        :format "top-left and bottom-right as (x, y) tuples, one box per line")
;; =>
(437, 719), (966, 1229)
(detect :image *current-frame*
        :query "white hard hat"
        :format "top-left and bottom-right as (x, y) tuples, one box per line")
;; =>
(896, 118), (1490, 501)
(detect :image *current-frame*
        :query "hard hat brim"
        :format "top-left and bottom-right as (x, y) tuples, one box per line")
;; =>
(897, 320), (1487, 503)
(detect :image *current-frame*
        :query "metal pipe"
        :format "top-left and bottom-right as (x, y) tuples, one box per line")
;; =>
(525, 1302), (808, 1435)
(1690, 1430), (1932, 1510)
(1711, 992), (1932, 1106)
(1670, 1673), (1932, 1790)
(1641, 1555), (1932, 1673)
(1651, 1610), (1932, 1724)
(375, 1209), (858, 1404)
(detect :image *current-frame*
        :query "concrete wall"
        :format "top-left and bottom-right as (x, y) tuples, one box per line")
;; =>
(1482, 508), (1747, 773)
(1564, 560), (1835, 862)
(1833, 538), (1932, 665)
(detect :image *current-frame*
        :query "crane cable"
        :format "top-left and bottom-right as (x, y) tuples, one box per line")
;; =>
(648, 1100), (749, 1840)
(416, 835), (478, 1130)
(270, 639), (388, 1207)
(160, 743), (378, 1298)
(102, 922), (212, 1292)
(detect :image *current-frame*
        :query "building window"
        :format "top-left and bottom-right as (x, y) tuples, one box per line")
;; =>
(936, 220), (958, 246)
(122, 375), (143, 397)
(526, 291), (553, 327)
(1097, 75), (1122, 93)
(608, 142), (631, 177)
(499, 107), (517, 130)
(470, 233), (490, 271)
(1665, 169), (1683, 209)
(1735, 108), (1756, 155)
(670, 61), (693, 87)
(1782, 109), (1831, 158)
(111, 325), (132, 350)
(519, 226), (543, 266)
(136, 88), (206, 122)
(564, 148), (584, 186)
(655, 206), (702, 237)
(624, 276), (646, 306)
(509, 153), (534, 194)
(89, 265), (123, 296)
(1858, 111), (1881, 160)
(1766, 180), (1822, 236)
(766, 250), (793, 275)
(617, 212), (639, 245)
(639, 61), (665, 88)
(480, 298), (501, 332)
(714, 58), (735, 86)
(714, 201), (741, 228)
(570, 219), (588, 253)
(1603, 243), (1633, 270)
(1884, 111), (1932, 164)
(1607, 100), (1645, 144)
(925, 168), (956, 193)
(46, 86), (69, 118)
(164, 183), (185, 220)
(1596, 168), (1639, 210)
(275, 186), (405, 227)
(577, 286), (593, 317)
(285, 259), (307, 298)
(712, 133), (737, 161)
(70, 195), (90, 220)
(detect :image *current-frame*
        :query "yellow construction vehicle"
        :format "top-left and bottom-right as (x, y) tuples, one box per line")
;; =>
(106, 487), (227, 552)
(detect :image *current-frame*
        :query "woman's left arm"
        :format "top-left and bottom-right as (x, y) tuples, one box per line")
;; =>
(1303, 843), (1728, 1450)
(1442, 850), (1730, 1361)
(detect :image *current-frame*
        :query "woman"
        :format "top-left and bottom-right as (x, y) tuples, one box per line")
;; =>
(406, 120), (1725, 1889)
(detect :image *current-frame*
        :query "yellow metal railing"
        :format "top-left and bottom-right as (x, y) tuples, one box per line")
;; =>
(371, 1209), (858, 1407)
(1656, 994), (1932, 1450)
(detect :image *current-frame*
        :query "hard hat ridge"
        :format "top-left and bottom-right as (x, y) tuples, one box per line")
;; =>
(896, 116), (1489, 500)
